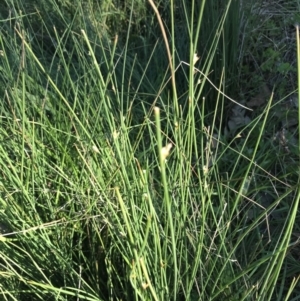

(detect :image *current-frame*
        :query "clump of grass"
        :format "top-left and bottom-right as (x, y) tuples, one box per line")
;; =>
(0, 0), (300, 300)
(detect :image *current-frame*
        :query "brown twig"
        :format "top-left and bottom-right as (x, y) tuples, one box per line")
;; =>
(147, 0), (176, 100)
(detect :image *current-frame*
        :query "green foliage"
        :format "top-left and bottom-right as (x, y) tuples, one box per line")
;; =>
(0, 0), (299, 300)
(238, 0), (298, 100)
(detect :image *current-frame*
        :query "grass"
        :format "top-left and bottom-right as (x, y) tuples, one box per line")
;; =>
(0, 0), (300, 300)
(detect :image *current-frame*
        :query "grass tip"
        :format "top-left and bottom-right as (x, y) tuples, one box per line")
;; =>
(161, 143), (173, 161)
